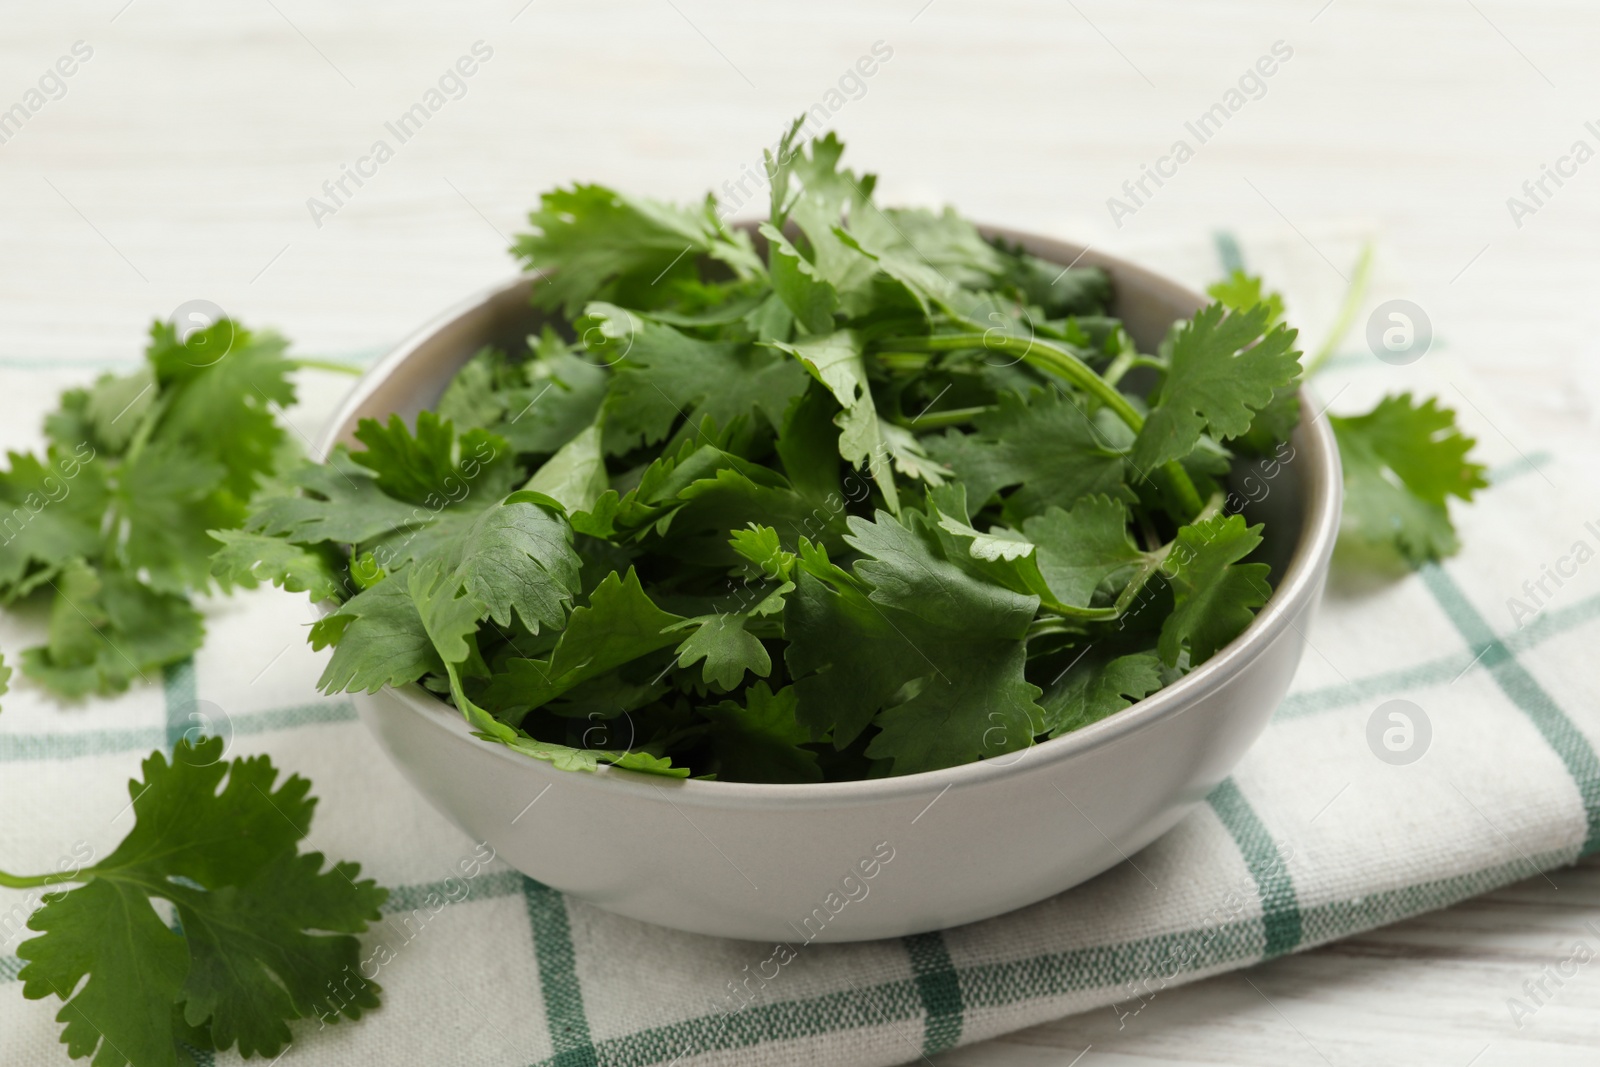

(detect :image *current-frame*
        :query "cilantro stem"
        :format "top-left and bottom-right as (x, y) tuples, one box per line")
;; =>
(894, 332), (1145, 427)
(899, 405), (990, 430)
(1302, 241), (1375, 377)
(292, 358), (365, 376)
(0, 867), (85, 890)
(880, 332), (1205, 518)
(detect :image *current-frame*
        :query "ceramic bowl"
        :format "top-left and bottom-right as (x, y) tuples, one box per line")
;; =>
(316, 229), (1341, 943)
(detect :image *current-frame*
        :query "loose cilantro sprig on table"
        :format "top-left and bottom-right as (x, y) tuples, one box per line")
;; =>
(223, 121), (1483, 781)
(0, 320), (339, 699)
(1206, 268), (1488, 566)
(3, 737), (388, 1066)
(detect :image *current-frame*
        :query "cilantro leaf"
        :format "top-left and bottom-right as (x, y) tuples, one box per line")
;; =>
(435, 493), (582, 634)
(1039, 648), (1165, 735)
(113, 441), (232, 595)
(1022, 495), (1147, 609)
(701, 683), (821, 783)
(783, 556), (926, 747)
(15, 737), (387, 1065)
(784, 517), (1042, 768)
(522, 424), (608, 514)
(770, 330), (900, 511)
(145, 321), (298, 500)
(312, 575), (438, 694)
(351, 412), (516, 507)
(864, 640), (1044, 775)
(1205, 269), (1285, 325)
(1330, 392), (1487, 564)
(582, 303), (808, 453)
(434, 346), (509, 431)
(1132, 303), (1301, 472)
(480, 568), (683, 714)
(21, 560), (205, 698)
(1157, 513), (1271, 666)
(0, 447), (107, 596)
(761, 223), (838, 333)
(512, 184), (762, 316)
(670, 612), (773, 689)
(245, 451), (430, 547)
(925, 390), (1134, 517)
(208, 529), (344, 602)
(1203, 272), (1300, 451)
(846, 510), (1038, 638)
(503, 358), (610, 456)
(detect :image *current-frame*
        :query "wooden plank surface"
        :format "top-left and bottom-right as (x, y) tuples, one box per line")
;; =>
(4, 1), (1600, 1062)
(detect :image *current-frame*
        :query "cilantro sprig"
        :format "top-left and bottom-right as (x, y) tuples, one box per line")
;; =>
(1206, 267), (1488, 566)
(224, 122), (1480, 781)
(0, 320), (348, 699)
(4, 737), (388, 1066)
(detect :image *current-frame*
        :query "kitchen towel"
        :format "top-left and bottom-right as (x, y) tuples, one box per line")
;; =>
(3, 230), (1594, 1067)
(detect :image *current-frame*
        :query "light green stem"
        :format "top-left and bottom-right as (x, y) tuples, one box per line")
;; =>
(292, 358), (365, 376)
(0, 868), (85, 890)
(886, 333), (1205, 517)
(1303, 241), (1375, 377)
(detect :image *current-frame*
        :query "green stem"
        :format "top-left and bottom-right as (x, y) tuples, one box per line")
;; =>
(898, 332), (1145, 428)
(0, 867), (86, 890)
(898, 405), (990, 431)
(1303, 241), (1375, 377)
(1110, 491), (1228, 616)
(885, 331), (1206, 519)
(292, 358), (365, 376)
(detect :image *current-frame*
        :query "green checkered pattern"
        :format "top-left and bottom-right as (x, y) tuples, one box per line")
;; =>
(3, 233), (1595, 1066)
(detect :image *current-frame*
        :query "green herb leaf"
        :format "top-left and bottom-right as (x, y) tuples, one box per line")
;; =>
(1157, 513), (1272, 667)
(702, 683), (822, 783)
(1039, 648), (1165, 735)
(926, 390), (1134, 518)
(208, 529), (344, 602)
(1330, 392), (1487, 564)
(583, 303), (808, 453)
(15, 738), (387, 1064)
(512, 184), (762, 317)
(481, 568), (683, 713)
(771, 330), (900, 511)
(1132, 303), (1301, 472)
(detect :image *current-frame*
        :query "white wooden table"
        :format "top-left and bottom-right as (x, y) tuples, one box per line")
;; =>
(5, 1), (1600, 1061)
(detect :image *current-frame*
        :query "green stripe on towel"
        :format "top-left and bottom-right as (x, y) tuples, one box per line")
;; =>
(904, 930), (964, 1054)
(1206, 779), (1301, 957)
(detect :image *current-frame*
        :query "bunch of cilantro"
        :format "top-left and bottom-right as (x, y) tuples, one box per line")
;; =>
(0, 319), (302, 697)
(219, 121), (1484, 783)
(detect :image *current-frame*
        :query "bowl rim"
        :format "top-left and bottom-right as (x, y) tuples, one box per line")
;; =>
(317, 234), (1342, 810)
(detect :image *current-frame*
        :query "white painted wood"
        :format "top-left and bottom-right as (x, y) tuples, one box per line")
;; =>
(4, 1), (1599, 1061)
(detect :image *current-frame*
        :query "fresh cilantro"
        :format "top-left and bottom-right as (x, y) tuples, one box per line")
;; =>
(1206, 269), (1285, 325)
(512, 184), (762, 317)
(223, 124), (1481, 783)
(1157, 513), (1272, 667)
(1131, 302), (1301, 473)
(1039, 648), (1165, 735)
(7, 737), (387, 1065)
(701, 682), (821, 783)
(582, 302), (808, 454)
(1330, 393), (1487, 564)
(925, 390), (1134, 519)
(1, 318), (316, 698)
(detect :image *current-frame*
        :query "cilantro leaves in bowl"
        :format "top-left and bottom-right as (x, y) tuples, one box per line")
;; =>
(216, 123), (1467, 784)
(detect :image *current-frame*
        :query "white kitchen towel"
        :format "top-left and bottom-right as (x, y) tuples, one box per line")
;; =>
(2, 229), (1593, 1067)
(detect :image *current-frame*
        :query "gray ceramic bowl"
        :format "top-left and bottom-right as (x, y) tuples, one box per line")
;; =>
(316, 230), (1341, 943)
